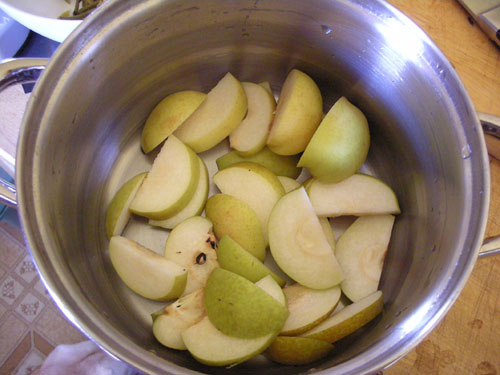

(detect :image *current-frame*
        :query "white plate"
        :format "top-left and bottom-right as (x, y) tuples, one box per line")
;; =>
(0, 0), (82, 42)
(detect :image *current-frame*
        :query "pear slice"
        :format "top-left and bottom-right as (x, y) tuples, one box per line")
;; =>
(268, 187), (344, 289)
(277, 175), (301, 193)
(298, 97), (370, 183)
(105, 172), (147, 239)
(216, 147), (302, 179)
(109, 236), (187, 301)
(319, 217), (336, 251)
(301, 290), (383, 343)
(204, 269), (288, 339)
(152, 288), (205, 350)
(281, 284), (341, 336)
(259, 81), (273, 93)
(336, 215), (395, 302)
(255, 275), (286, 306)
(149, 156), (208, 230)
(307, 174), (401, 217)
(267, 69), (323, 155)
(213, 162), (285, 243)
(229, 82), (276, 156)
(163, 216), (218, 296)
(129, 135), (199, 220)
(205, 194), (266, 261)
(182, 316), (276, 367)
(217, 235), (285, 287)
(266, 336), (334, 366)
(141, 90), (206, 153)
(174, 72), (247, 153)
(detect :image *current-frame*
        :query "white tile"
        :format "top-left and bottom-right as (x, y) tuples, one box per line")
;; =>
(0, 275), (24, 305)
(15, 255), (38, 284)
(15, 293), (45, 323)
(14, 349), (45, 375)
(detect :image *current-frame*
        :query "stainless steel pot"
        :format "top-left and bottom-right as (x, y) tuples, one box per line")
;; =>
(1, 0), (499, 374)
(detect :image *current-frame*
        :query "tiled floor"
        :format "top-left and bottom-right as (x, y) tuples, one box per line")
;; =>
(0, 209), (87, 375)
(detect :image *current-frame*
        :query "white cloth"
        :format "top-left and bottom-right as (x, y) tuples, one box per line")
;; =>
(37, 341), (142, 375)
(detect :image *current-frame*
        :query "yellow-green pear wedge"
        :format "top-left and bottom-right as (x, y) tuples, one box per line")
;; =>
(149, 157), (208, 230)
(204, 269), (288, 339)
(205, 194), (266, 261)
(301, 290), (383, 343)
(255, 275), (286, 306)
(109, 236), (187, 301)
(141, 90), (206, 153)
(213, 162), (285, 244)
(267, 69), (323, 155)
(105, 172), (147, 239)
(268, 188), (344, 289)
(182, 316), (276, 367)
(281, 284), (341, 336)
(217, 235), (285, 287)
(298, 97), (370, 183)
(229, 82), (276, 156)
(259, 81), (273, 93)
(277, 175), (301, 193)
(129, 135), (199, 220)
(307, 174), (401, 217)
(319, 217), (336, 251)
(174, 72), (247, 153)
(163, 216), (218, 296)
(266, 336), (334, 366)
(152, 288), (205, 350)
(336, 215), (395, 302)
(216, 147), (302, 178)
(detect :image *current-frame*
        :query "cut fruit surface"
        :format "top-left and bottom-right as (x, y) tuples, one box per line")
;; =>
(229, 82), (276, 156)
(182, 316), (276, 367)
(268, 187), (344, 289)
(213, 162), (285, 244)
(266, 336), (334, 366)
(217, 235), (285, 287)
(255, 275), (286, 306)
(205, 194), (266, 261)
(174, 72), (247, 153)
(129, 135), (199, 220)
(281, 284), (341, 336)
(307, 174), (400, 217)
(277, 176), (301, 193)
(301, 290), (383, 343)
(152, 288), (205, 350)
(149, 157), (208, 230)
(267, 69), (323, 155)
(204, 269), (288, 339)
(105, 172), (146, 239)
(141, 90), (206, 153)
(163, 216), (218, 295)
(336, 215), (395, 302)
(109, 236), (187, 301)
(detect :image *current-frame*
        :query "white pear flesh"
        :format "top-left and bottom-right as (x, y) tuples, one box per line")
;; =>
(109, 236), (187, 301)
(213, 162), (285, 244)
(277, 175), (301, 193)
(255, 275), (286, 306)
(267, 69), (323, 155)
(152, 288), (205, 350)
(174, 72), (248, 153)
(163, 216), (218, 296)
(149, 156), (208, 230)
(319, 217), (336, 251)
(129, 135), (199, 220)
(336, 215), (395, 302)
(229, 82), (276, 156)
(281, 284), (341, 336)
(301, 290), (383, 343)
(307, 174), (400, 217)
(268, 187), (344, 289)
(182, 316), (276, 367)
(141, 90), (206, 153)
(105, 172), (146, 239)
(298, 96), (370, 183)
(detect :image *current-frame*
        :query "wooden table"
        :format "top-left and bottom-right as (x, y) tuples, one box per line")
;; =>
(384, 1), (500, 374)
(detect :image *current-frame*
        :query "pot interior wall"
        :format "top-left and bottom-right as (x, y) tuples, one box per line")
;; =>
(19, 0), (488, 374)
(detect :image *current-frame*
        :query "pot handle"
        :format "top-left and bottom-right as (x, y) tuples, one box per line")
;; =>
(0, 58), (48, 209)
(479, 112), (500, 258)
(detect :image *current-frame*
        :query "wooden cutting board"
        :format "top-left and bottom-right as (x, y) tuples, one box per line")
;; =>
(384, 1), (500, 374)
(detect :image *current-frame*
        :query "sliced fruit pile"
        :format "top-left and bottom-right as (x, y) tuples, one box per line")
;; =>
(105, 70), (401, 367)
